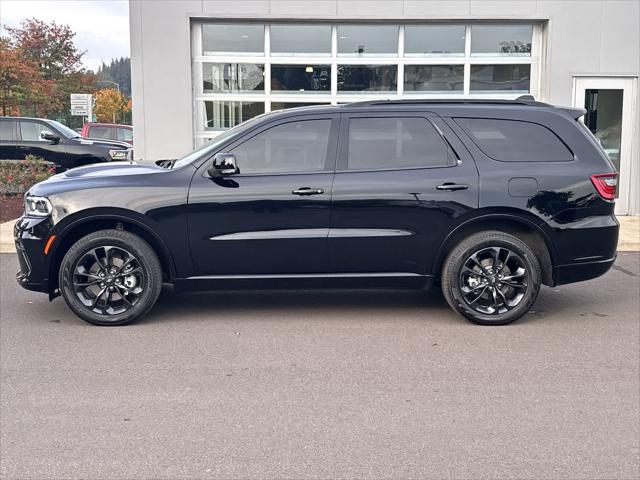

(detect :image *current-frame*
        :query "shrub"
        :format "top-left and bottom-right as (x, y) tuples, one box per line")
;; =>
(0, 155), (56, 195)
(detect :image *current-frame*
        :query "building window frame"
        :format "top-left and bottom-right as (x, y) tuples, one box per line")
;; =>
(192, 21), (542, 143)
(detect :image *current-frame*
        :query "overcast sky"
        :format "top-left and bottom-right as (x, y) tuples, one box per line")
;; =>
(0, 0), (129, 72)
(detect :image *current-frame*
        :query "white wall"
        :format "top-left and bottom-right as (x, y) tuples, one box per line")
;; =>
(130, 0), (640, 212)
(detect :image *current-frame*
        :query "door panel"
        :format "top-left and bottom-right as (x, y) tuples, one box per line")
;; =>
(187, 114), (338, 276)
(573, 76), (637, 215)
(330, 112), (479, 274)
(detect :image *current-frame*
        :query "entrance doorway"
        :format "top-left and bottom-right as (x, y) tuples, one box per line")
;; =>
(573, 76), (637, 215)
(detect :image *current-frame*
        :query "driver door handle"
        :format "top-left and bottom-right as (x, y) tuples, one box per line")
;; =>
(292, 187), (324, 196)
(437, 183), (468, 191)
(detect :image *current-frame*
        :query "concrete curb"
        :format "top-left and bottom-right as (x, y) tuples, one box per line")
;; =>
(0, 219), (17, 254)
(1, 216), (639, 255)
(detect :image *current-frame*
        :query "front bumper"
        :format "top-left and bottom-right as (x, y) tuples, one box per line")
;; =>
(14, 216), (53, 293)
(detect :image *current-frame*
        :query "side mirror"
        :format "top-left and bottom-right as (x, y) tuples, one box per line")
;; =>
(208, 152), (239, 178)
(41, 131), (60, 143)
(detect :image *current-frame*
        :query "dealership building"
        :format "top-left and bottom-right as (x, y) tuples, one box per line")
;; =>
(129, 0), (639, 215)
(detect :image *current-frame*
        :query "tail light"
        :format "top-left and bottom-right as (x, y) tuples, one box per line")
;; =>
(590, 173), (618, 201)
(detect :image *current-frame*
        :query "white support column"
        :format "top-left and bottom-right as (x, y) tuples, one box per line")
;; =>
(264, 24), (271, 112)
(397, 25), (405, 96)
(463, 25), (472, 96)
(331, 25), (338, 105)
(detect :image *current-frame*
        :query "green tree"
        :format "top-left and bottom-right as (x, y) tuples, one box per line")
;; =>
(97, 57), (131, 97)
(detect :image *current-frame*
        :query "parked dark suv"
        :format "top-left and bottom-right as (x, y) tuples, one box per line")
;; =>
(14, 99), (619, 326)
(0, 117), (132, 171)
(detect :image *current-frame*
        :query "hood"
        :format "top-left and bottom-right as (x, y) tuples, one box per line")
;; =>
(60, 161), (160, 178)
(73, 137), (131, 149)
(28, 162), (164, 197)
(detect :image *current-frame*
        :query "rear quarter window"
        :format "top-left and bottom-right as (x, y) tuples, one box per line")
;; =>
(455, 117), (574, 162)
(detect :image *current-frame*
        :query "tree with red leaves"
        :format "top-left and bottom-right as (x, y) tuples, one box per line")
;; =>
(3, 18), (97, 120)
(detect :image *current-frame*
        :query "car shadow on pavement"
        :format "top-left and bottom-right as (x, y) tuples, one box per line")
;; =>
(143, 287), (453, 325)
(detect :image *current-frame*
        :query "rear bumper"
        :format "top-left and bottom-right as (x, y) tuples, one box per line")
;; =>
(548, 213), (619, 286)
(553, 255), (616, 286)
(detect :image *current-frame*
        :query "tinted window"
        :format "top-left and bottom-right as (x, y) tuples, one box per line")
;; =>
(89, 126), (112, 139)
(347, 117), (454, 170)
(337, 25), (398, 56)
(404, 65), (464, 93)
(270, 24), (331, 55)
(404, 25), (465, 56)
(0, 120), (15, 141)
(471, 25), (532, 56)
(470, 64), (530, 93)
(19, 121), (52, 142)
(202, 24), (264, 55)
(271, 65), (331, 93)
(456, 118), (573, 162)
(231, 119), (332, 174)
(337, 65), (397, 93)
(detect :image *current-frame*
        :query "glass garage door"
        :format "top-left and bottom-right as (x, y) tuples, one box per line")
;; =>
(192, 22), (542, 144)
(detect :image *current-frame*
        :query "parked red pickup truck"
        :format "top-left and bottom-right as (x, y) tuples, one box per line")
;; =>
(81, 123), (133, 146)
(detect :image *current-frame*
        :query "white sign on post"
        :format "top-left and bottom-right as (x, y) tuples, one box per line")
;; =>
(70, 93), (92, 119)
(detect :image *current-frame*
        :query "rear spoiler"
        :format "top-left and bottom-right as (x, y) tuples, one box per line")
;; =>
(515, 95), (586, 120)
(560, 107), (587, 120)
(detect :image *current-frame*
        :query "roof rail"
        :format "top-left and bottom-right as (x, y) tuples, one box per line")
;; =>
(346, 97), (549, 108)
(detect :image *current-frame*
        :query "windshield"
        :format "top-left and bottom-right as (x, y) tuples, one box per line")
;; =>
(49, 120), (81, 139)
(172, 116), (264, 169)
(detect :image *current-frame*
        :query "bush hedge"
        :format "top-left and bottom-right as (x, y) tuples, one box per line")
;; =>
(0, 155), (56, 195)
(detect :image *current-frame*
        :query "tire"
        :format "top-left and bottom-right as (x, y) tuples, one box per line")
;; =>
(441, 231), (542, 326)
(59, 229), (162, 326)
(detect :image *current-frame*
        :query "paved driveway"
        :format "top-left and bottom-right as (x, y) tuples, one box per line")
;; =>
(1, 253), (639, 479)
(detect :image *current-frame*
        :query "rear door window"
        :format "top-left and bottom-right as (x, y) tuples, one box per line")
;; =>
(455, 117), (573, 162)
(346, 116), (455, 170)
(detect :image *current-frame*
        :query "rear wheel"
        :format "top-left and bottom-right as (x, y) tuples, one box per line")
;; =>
(59, 229), (162, 326)
(441, 231), (541, 325)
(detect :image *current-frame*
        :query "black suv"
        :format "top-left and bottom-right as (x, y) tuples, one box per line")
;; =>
(14, 99), (619, 326)
(0, 117), (132, 171)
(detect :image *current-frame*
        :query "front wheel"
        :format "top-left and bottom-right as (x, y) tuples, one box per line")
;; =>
(441, 231), (542, 325)
(59, 229), (162, 326)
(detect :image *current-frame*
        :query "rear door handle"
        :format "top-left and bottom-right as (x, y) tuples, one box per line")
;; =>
(437, 183), (468, 191)
(292, 187), (324, 196)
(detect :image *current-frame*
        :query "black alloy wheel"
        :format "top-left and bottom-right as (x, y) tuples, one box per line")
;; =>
(72, 245), (145, 315)
(441, 231), (542, 325)
(59, 229), (162, 326)
(458, 246), (529, 316)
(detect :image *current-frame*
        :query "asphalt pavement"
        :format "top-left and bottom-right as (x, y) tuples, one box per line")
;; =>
(1, 253), (639, 479)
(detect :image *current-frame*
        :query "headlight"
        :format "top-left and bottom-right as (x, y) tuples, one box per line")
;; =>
(109, 149), (128, 160)
(24, 196), (53, 217)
